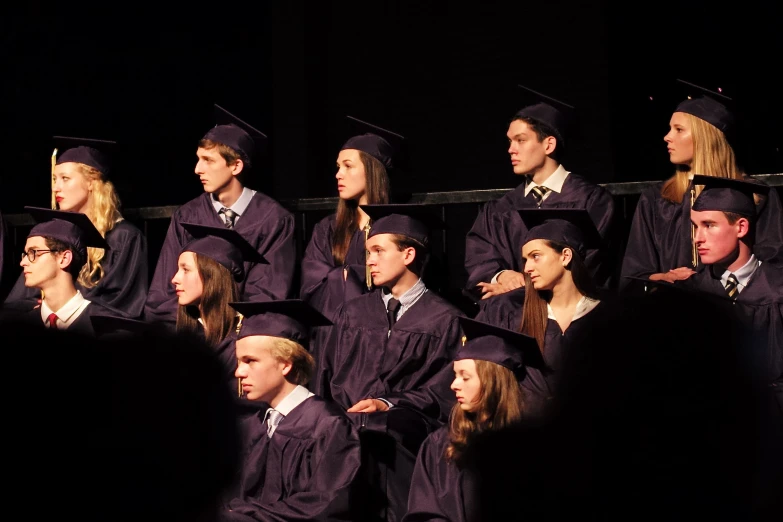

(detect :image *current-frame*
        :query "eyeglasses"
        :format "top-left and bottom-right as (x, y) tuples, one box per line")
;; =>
(21, 249), (54, 262)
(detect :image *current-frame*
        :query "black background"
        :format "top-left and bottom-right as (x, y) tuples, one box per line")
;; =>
(3, 0), (781, 214)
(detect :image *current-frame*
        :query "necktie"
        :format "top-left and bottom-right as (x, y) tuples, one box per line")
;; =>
(529, 185), (550, 206)
(266, 409), (283, 437)
(724, 273), (740, 300)
(387, 298), (401, 331)
(220, 207), (238, 229)
(47, 313), (59, 329)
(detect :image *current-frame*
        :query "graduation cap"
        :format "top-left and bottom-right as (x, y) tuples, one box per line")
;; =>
(26, 206), (110, 258)
(360, 203), (446, 248)
(674, 79), (735, 134)
(340, 115), (405, 170)
(518, 208), (602, 259)
(457, 317), (545, 375)
(691, 174), (770, 218)
(229, 299), (332, 346)
(201, 104), (268, 168)
(53, 136), (116, 178)
(514, 84), (575, 149)
(180, 222), (266, 282)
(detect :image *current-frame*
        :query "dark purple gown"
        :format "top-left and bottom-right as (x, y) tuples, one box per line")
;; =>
(464, 173), (616, 290)
(621, 179), (783, 284)
(144, 192), (296, 324)
(4, 221), (149, 318)
(220, 396), (362, 522)
(299, 215), (369, 394)
(474, 288), (608, 411)
(320, 289), (463, 424)
(403, 426), (477, 522)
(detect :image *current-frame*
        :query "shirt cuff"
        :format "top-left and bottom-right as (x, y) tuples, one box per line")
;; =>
(491, 270), (506, 284)
(377, 398), (394, 409)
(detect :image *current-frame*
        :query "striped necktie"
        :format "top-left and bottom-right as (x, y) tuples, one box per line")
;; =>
(529, 185), (550, 206)
(220, 207), (238, 229)
(724, 273), (740, 300)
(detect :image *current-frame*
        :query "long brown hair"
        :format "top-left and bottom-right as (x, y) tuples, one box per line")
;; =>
(445, 360), (525, 466)
(53, 163), (123, 288)
(660, 113), (743, 204)
(331, 151), (390, 264)
(519, 241), (597, 352)
(175, 253), (239, 347)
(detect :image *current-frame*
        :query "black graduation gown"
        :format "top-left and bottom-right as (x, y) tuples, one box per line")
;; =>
(683, 263), (783, 389)
(144, 192), (296, 324)
(320, 290), (464, 424)
(300, 215), (369, 394)
(0, 210), (8, 301)
(403, 427), (477, 522)
(620, 179), (783, 284)
(474, 289), (608, 410)
(464, 173), (615, 289)
(3, 221), (149, 318)
(300, 214), (369, 321)
(221, 396), (362, 522)
(9, 301), (124, 337)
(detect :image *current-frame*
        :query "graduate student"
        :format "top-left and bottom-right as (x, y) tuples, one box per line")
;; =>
(6, 207), (113, 334)
(404, 317), (544, 522)
(320, 204), (464, 522)
(220, 299), (362, 522)
(475, 209), (608, 412)
(621, 80), (783, 285)
(172, 222), (264, 388)
(300, 117), (402, 319)
(4, 137), (148, 318)
(464, 87), (615, 300)
(145, 105), (296, 324)
(684, 176), (782, 393)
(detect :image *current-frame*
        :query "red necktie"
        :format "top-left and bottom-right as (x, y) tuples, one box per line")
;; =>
(47, 313), (59, 329)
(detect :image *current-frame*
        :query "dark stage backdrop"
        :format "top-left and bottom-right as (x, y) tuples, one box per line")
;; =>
(2, 1), (781, 215)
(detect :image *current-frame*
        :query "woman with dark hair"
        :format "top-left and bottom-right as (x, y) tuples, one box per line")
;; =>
(300, 118), (402, 318)
(475, 209), (607, 410)
(171, 223), (263, 390)
(4, 137), (148, 317)
(621, 81), (783, 285)
(299, 118), (402, 390)
(403, 317), (543, 522)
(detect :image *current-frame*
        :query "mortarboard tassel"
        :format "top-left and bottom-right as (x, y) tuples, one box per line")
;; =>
(691, 186), (699, 268)
(365, 221), (373, 290)
(235, 311), (244, 397)
(50, 148), (58, 210)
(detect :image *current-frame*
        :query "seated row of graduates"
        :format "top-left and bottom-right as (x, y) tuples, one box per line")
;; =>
(0, 81), (781, 519)
(2, 157), (780, 520)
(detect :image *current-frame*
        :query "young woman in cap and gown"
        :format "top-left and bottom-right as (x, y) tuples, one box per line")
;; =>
(621, 81), (783, 286)
(403, 317), (544, 522)
(475, 209), (610, 414)
(145, 106), (296, 325)
(4, 137), (149, 318)
(171, 222), (264, 390)
(299, 118), (401, 389)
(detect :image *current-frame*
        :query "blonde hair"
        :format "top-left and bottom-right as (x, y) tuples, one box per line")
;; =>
(267, 337), (315, 386)
(52, 163), (123, 288)
(445, 360), (525, 465)
(661, 113), (743, 204)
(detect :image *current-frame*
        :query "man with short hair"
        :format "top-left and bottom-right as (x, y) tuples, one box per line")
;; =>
(221, 299), (361, 522)
(11, 207), (111, 333)
(144, 105), (296, 324)
(465, 89), (615, 299)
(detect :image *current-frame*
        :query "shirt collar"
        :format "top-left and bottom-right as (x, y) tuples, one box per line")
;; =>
(40, 290), (87, 323)
(210, 187), (256, 216)
(382, 278), (428, 310)
(271, 384), (314, 417)
(524, 164), (569, 196)
(718, 254), (760, 291)
(546, 296), (600, 322)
